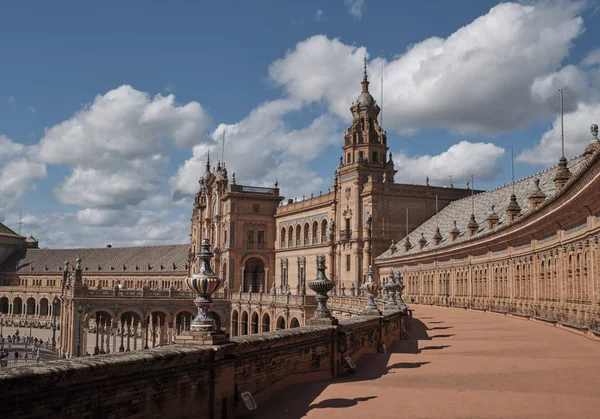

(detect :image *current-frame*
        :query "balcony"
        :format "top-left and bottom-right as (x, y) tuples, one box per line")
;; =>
(340, 230), (352, 241)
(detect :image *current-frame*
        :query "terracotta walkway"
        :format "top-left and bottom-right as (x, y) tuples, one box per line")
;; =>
(248, 305), (600, 419)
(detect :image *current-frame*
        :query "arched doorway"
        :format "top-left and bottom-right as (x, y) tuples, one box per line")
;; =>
(39, 298), (49, 316)
(251, 312), (259, 334)
(290, 318), (300, 328)
(26, 297), (35, 315)
(0, 297), (8, 314)
(276, 316), (286, 330)
(241, 311), (249, 335)
(262, 313), (271, 332)
(13, 297), (22, 315)
(244, 258), (265, 292)
(231, 310), (239, 337)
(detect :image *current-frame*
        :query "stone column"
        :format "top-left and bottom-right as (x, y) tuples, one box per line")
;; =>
(119, 320), (125, 352)
(100, 319), (105, 354)
(112, 324), (117, 353)
(133, 323), (138, 350)
(94, 317), (100, 355)
(126, 320), (131, 351)
(264, 268), (269, 292)
(241, 267), (246, 292)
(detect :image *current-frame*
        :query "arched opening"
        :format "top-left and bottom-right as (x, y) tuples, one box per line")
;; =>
(39, 298), (49, 316)
(312, 221), (319, 244)
(296, 225), (301, 247)
(0, 297), (8, 314)
(119, 312), (142, 352)
(289, 318), (300, 328)
(92, 311), (113, 354)
(26, 297), (36, 315)
(241, 311), (249, 335)
(251, 312), (259, 334)
(262, 313), (271, 332)
(244, 258), (265, 292)
(303, 223), (309, 246)
(231, 310), (239, 337)
(175, 311), (195, 334)
(209, 311), (222, 331)
(288, 226), (293, 248)
(147, 311), (167, 348)
(321, 219), (328, 243)
(13, 297), (22, 315)
(276, 316), (286, 330)
(280, 227), (286, 248)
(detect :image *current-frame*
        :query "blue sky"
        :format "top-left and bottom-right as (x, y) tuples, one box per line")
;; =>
(1, 0), (599, 248)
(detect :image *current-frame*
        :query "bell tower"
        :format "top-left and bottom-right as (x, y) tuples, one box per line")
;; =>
(341, 57), (395, 182)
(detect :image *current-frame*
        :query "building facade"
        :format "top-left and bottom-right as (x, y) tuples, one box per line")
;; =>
(375, 126), (600, 327)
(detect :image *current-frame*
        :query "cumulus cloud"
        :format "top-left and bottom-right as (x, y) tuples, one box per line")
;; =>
(345, 0), (365, 20)
(170, 98), (341, 201)
(3, 209), (189, 248)
(270, 2), (587, 135)
(38, 85), (212, 213)
(518, 102), (600, 165)
(0, 135), (47, 213)
(394, 141), (505, 186)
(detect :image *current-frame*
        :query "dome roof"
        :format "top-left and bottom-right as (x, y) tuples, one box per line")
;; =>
(356, 91), (375, 106)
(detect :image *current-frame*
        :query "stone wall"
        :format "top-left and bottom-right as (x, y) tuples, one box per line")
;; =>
(0, 311), (405, 419)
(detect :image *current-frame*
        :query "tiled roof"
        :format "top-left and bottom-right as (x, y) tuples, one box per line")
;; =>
(0, 222), (22, 239)
(377, 155), (588, 260)
(0, 244), (190, 273)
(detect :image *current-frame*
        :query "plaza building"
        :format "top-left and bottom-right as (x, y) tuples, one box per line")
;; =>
(375, 124), (600, 327)
(5, 67), (596, 356)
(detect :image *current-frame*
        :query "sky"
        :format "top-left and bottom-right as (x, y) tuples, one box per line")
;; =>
(1, 0), (599, 248)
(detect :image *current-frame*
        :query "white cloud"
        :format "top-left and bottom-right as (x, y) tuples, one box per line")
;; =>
(3, 209), (190, 248)
(518, 102), (600, 165)
(38, 85), (212, 212)
(270, 2), (588, 135)
(0, 135), (47, 213)
(8, 95), (15, 104)
(345, 0), (365, 20)
(394, 141), (505, 185)
(314, 9), (326, 22)
(171, 98), (341, 201)
(582, 48), (600, 67)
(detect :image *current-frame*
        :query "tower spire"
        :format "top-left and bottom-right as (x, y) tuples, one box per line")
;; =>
(361, 56), (369, 93)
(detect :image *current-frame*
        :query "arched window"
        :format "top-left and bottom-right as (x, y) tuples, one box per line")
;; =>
(303, 223), (309, 246)
(288, 226), (293, 247)
(321, 219), (328, 243)
(312, 221), (319, 244)
(280, 227), (286, 249)
(296, 225), (301, 247)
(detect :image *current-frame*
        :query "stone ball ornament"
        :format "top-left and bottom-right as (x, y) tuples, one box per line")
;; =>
(185, 238), (223, 331)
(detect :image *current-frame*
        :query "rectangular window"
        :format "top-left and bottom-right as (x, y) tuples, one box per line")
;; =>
(359, 151), (364, 161)
(372, 151), (378, 162)
(247, 230), (254, 246)
(231, 202), (236, 212)
(257, 231), (265, 249)
(230, 223), (236, 247)
(346, 255), (351, 272)
(347, 152), (351, 163)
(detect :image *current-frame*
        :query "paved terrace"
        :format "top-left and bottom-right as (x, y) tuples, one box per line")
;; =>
(252, 305), (600, 419)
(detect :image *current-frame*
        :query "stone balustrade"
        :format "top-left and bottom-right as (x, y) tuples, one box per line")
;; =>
(0, 310), (407, 419)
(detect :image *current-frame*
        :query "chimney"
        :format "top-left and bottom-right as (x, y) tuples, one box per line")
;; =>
(467, 214), (479, 236)
(418, 233), (427, 250)
(505, 194), (521, 224)
(486, 205), (500, 230)
(433, 227), (443, 246)
(450, 221), (460, 241)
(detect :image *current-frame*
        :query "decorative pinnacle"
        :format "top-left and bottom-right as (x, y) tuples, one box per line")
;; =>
(592, 123), (599, 140)
(363, 55), (368, 81)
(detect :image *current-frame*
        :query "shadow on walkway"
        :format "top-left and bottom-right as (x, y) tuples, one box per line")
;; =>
(428, 326), (453, 330)
(420, 345), (451, 352)
(310, 396), (377, 410)
(430, 334), (455, 339)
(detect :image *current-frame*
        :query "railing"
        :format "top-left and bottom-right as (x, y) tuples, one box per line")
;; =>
(0, 358), (41, 368)
(340, 230), (352, 241)
(230, 292), (315, 306)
